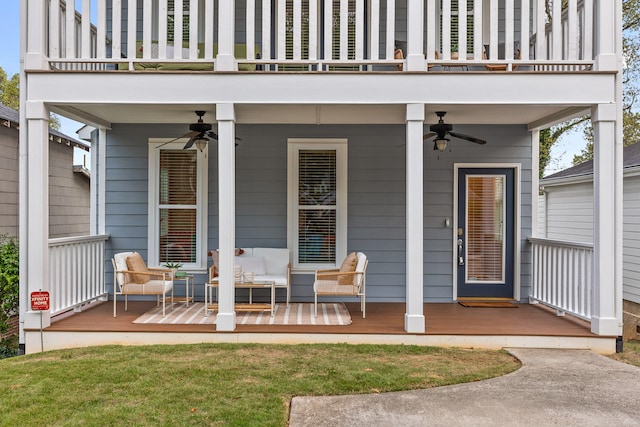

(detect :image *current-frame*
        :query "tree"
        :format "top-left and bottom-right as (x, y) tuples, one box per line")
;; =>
(0, 67), (19, 110)
(0, 66), (61, 130)
(539, 117), (589, 177)
(541, 0), (640, 173)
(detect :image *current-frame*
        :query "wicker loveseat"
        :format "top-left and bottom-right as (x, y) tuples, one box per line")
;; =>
(209, 248), (291, 305)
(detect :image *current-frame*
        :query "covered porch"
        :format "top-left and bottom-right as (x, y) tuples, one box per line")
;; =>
(19, 1), (623, 353)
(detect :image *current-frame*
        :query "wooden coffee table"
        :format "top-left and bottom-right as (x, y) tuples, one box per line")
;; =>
(204, 279), (275, 317)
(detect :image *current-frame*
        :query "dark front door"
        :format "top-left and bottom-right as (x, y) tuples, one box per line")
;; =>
(457, 168), (515, 299)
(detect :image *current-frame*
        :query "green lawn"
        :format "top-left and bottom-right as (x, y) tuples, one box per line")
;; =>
(0, 343), (519, 426)
(609, 340), (640, 367)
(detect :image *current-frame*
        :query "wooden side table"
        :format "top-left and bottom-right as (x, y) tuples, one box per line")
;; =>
(170, 275), (194, 306)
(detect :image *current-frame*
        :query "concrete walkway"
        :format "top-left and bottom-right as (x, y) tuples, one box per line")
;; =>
(289, 348), (640, 426)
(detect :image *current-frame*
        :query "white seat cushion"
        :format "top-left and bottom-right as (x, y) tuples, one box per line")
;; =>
(121, 279), (172, 295)
(256, 274), (288, 287)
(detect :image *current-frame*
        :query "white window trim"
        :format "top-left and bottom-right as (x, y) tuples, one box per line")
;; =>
(148, 138), (208, 271)
(287, 138), (348, 272)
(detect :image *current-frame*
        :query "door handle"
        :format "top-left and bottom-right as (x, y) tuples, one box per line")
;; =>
(457, 238), (465, 266)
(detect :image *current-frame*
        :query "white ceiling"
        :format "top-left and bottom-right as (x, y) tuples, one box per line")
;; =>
(54, 103), (586, 129)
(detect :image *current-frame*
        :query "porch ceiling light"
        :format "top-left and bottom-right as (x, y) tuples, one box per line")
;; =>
(434, 137), (449, 152)
(194, 136), (208, 152)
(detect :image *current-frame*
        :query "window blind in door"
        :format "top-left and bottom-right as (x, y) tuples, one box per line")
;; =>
(466, 175), (505, 283)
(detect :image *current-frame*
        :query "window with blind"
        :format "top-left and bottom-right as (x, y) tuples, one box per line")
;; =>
(282, 0), (357, 61)
(440, 0), (475, 54)
(465, 175), (506, 283)
(167, 0), (190, 43)
(288, 139), (347, 270)
(148, 140), (207, 269)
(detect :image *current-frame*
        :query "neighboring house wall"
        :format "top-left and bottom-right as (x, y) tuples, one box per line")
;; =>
(0, 125), (19, 237)
(104, 122), (532, 303)
(623, 174), (640, 306)
(543, 181), (594, 243)
(0, 104), (90, 239)
(541, 159), (640, 340)
(49, 141), (91, 238)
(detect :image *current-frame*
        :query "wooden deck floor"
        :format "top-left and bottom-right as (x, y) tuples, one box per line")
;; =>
(45, 300), (597, 337)
(28, 300), (618, 354)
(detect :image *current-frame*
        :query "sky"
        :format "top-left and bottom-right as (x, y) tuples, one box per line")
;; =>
(0, 0), (587, 175)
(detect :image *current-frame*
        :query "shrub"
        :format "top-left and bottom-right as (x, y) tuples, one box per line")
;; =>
(0, 235), (19, 358)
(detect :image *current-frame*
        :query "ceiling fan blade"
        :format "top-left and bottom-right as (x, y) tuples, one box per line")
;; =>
(183, 136), (199, 149)
(156, 130), (201, 149)
(449, 131), (487, 145)
(423, 132), (437, 140)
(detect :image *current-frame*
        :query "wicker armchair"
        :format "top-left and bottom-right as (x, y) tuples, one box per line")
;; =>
(314, 252), (368, 318)
(111, 252), (174, 317)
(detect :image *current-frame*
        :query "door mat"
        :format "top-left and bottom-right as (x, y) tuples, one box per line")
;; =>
(458, 301), (518, 308)
(133, 302), (352, 325)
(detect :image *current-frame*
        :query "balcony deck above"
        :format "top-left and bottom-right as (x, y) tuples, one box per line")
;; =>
(29, 0), (610, 76)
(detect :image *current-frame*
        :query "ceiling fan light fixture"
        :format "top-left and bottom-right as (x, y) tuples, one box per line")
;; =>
(434, 137), (449, 152)
(194, 136), (208, 152)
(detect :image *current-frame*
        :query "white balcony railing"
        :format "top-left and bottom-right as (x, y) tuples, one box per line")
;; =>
(529, 237), (593, 321)
(39, 0), (599, 72)
(48, 234), (110, 315)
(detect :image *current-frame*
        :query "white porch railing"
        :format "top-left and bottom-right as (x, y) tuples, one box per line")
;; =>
(529, 237), (593, 321)
(38, 0), (600, 72)
(48, 234), (110, 315)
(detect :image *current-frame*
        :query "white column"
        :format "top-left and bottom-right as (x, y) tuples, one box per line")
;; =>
(216, 0), (237, 71)
(24, 0), (47, 70)
(89, 130), (98, 235)
(591, 103), (622, 336)
(594, 0), (617, 71)
(19, 0), (29, 354)
(216, 103), (237, 331)
(98, 127), (107, 235)
(531, 130), (540, 237)
(405, 0), (425, 71)
(22, 101), (51, 332)
(405, 104), (426, 333)
(89, 127), (107, 235)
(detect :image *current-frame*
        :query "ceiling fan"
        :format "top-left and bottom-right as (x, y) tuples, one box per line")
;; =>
(424, 111), (487, 152)
(157, 110), (238, 151)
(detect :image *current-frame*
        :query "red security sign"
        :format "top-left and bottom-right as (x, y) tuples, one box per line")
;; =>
(30, 291), (50, 311)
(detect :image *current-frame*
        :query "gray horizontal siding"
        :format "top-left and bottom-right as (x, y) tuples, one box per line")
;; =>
(105, 123), (532, 303)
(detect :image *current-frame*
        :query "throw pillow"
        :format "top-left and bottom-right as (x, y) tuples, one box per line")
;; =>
(209, 248), (245, 277)
(126, 252), (150, 284)
(338, 252), (358, 285)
